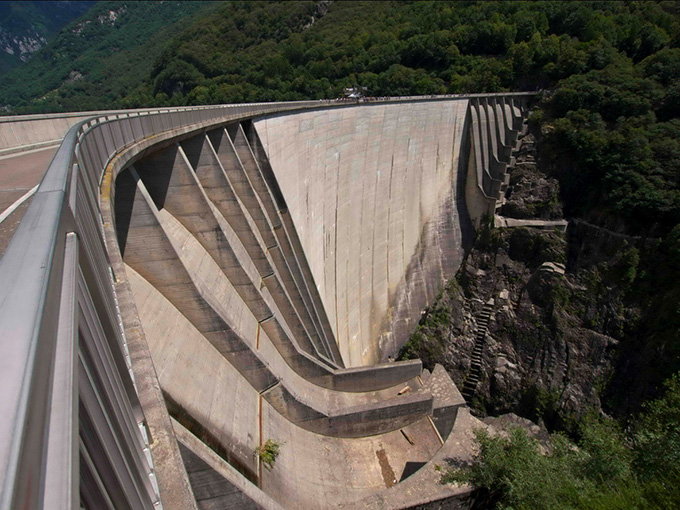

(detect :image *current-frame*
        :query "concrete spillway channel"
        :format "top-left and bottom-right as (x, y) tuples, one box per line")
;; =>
(106, 98), (528, 509)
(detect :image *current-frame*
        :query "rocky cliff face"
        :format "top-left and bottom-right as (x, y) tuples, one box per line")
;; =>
(400, 121), (637, 432)
(1, 30), (46, 62)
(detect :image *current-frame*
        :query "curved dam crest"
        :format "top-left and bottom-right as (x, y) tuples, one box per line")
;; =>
(254, 100), (471, 367)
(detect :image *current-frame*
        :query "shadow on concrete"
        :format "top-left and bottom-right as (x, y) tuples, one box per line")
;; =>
(114, 168), (135, 258)
(400, 461), (427, 482)
(456, 108), (475, 255)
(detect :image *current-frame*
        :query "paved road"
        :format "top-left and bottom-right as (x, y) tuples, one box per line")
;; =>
(0, 145), (59, 259)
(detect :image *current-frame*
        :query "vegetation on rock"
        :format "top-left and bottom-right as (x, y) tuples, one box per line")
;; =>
(444, 376), (680, 509)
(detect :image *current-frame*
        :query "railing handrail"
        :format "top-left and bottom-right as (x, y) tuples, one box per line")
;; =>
(0, 91), (538, 123)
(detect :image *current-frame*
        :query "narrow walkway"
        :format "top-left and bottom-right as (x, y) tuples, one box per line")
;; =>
(462, 299), (494, 401)
(495, 215), (568, 231)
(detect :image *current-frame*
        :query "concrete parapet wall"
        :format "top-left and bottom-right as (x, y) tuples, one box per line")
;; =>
(0, 114), (92, 154)
(0, 106), (251, 154)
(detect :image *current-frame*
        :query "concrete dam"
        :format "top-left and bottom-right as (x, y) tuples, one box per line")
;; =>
(0, 95), (530, 510)
(111, 96), (527, 508)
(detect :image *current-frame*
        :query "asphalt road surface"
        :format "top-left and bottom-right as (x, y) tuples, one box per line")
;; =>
(0, 145), (59, 259)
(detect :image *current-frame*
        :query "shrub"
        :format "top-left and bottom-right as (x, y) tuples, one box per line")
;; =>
(254, 439), (283, 470)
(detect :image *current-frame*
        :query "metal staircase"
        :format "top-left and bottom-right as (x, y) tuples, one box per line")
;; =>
(462, 299), (494, 401)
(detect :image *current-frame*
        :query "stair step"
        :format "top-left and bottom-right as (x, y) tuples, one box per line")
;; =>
(465, 303), (497, 400)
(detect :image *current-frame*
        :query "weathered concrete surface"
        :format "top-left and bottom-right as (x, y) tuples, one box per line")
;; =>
(260, 403), (443, 509)
(174, 419), (284, 510)
(0, 107), (228, 155)
(465, 97), (526, 228)
(495, 215), (568, 231)
(125, 200), (442, 438)
(338, 408), (482, 510)
(254, 101), (470, 367)
(0, 114), (89, 154)
(100, 151), (199, 510)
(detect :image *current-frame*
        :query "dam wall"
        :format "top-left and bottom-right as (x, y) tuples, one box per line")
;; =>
(465, 96), (527, 228)
(111, 117), (466, 509)
(254, 101), (471, 367)
(253, 96), (526, 367)
(104, 97), (525, 508)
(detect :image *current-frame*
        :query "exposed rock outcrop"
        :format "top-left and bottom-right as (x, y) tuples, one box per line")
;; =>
(400, 125), (631, 433)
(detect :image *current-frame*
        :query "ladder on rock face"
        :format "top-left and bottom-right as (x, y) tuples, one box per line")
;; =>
(462, 300), (494, 401)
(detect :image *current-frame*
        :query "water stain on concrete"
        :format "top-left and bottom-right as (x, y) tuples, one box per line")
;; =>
(376, 446), (397, 488)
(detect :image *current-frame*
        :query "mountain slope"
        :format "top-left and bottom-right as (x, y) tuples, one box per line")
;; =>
(3, 1), (679, 113)
(0, 1), (95, 75)
(0, 1), (219, 112)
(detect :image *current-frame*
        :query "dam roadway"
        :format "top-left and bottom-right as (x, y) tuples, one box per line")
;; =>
(0, 95), (531, 510)
(0, 146), (58, 257)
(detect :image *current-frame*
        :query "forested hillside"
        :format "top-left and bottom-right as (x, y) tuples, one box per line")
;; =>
(0, 1), (94, 75)
(3, 1), (679, 112)
(0, 1), (219, 112)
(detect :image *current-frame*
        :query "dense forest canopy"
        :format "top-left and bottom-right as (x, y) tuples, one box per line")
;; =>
(1, 1), (678, 110)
